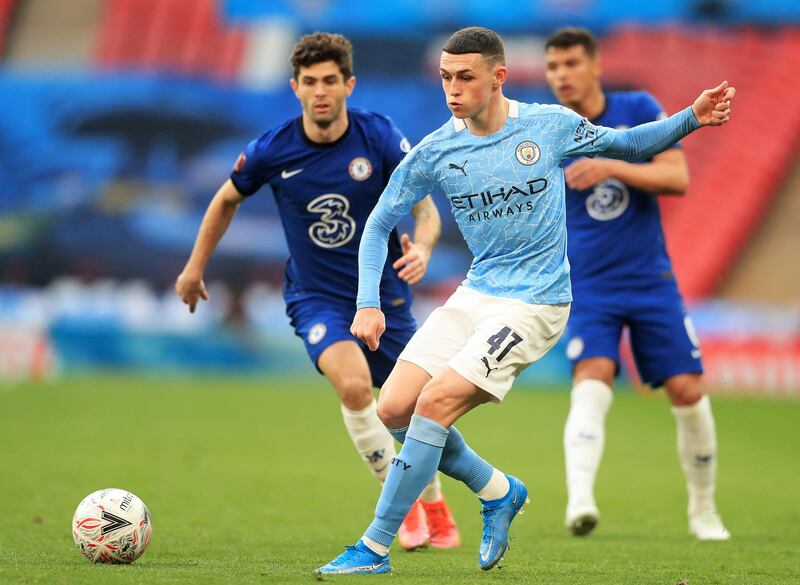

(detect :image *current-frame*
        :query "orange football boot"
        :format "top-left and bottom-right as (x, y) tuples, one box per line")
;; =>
(421, 497), (461, 548)
(398, 500), (430, 551)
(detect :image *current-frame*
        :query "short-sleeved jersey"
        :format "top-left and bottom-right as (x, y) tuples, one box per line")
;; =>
(231, 108), (413, 310)
(369, 100), (619, 306)
(565, 91), (677, 293)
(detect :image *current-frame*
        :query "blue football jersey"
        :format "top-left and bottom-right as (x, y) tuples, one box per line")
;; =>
(230, 108), (413, 310)
(356, 99), (700, 309)
(565, 91), (676, 292)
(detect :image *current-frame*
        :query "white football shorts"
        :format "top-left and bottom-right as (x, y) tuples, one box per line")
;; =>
(398, 286), (570, 401)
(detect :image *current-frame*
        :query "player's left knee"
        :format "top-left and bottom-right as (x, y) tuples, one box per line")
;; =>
(414, 383), (451, 422)
(664, 374), (704, 406)
(335, 375), (374, 410)
(376, 399), (413, 429)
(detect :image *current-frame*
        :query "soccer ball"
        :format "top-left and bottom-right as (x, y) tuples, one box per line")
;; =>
(72, 488), (152, 564)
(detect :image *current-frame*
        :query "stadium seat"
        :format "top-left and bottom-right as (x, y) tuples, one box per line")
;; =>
(94, 0), (245, 82)
(0, 0), (17, 59)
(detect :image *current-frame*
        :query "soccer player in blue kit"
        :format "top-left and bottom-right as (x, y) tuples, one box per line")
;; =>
(175, 33), (461, 550)
(545, 28), (730, 541)
(316, 27), (734, 574)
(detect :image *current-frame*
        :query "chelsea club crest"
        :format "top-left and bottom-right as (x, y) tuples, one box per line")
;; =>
(348, 157), (373, 181)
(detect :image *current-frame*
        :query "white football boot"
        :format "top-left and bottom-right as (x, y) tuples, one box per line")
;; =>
(565, 499), (599, 536)
(689, 509), (731, 541)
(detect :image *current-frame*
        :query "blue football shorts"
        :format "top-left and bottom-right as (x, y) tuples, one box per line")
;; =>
(285, 294), (417, 388)
(565, 281), (703, 387)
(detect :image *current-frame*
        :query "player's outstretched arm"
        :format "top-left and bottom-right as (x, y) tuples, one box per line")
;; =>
(597, 81), (735, 162)
(394, 195), (441, 285)
(175, 180), (244, 313)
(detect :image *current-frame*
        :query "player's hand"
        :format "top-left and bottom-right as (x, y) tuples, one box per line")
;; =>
(350, 307), (386, 351)
(691, 81), (735, 127)
(564, 158), (615, 191)
(392, 233), (430, 286)
(175, 270), (209, 314)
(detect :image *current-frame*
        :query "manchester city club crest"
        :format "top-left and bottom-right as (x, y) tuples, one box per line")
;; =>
(348, 157), (373, 181)
(515, 141), (541, 165)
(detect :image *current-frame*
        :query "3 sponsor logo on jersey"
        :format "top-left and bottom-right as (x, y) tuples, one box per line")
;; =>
(306, 194), (356, 248)
(448, 178), (548, 222)
(515, 141), (541, 165)
(585, 179), (629, 221)
(348, 157), (372, 181)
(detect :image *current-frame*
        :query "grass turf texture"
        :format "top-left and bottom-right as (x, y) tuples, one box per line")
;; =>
(0, 375), (798, 584)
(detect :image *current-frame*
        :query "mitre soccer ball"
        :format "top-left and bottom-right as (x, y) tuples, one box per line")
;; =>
(72, 488), (152, 563)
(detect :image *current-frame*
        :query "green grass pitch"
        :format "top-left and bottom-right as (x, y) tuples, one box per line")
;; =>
(0, 374), (798, 584)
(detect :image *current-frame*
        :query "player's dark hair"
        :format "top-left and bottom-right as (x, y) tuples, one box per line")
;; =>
(545, 27), (598, 57)
(442, 26), (505, 66)
(291, 32), (353, 80)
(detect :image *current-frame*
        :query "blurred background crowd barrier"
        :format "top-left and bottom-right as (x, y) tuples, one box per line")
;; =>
(1, 0), (799, 395)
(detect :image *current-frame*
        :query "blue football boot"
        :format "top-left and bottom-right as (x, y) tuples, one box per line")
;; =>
(478, 475), (529, 571)
(315, 540), (391, 575)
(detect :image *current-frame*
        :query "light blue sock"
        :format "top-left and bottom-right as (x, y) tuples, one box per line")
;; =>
(364, 415), (448, 546)
(387, 424), (493, 494)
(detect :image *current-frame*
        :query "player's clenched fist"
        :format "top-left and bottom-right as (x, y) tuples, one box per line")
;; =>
(691, 81), (736, 127)
(175, 271), (209, 314)
(351, 307), (386, 351)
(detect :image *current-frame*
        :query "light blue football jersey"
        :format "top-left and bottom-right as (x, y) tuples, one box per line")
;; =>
(357, 100), (700, 308)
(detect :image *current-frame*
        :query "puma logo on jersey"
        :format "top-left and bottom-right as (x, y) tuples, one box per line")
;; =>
(448, 160), (468, 176)
(281, 168), (304, 179)
(481, 356), (499, 378)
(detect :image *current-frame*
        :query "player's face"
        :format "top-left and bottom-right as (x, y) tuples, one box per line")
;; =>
(440, 52), (505, 119)
(290, 61), (355, 128)
(545, 45), (601, 108)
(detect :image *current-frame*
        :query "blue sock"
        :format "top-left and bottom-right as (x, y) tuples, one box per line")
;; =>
(364, 415), (448, 546)
(387, 424), (493, 494)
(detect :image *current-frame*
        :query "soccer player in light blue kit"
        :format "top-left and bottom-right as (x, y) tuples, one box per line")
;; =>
(175, 33), (460, 550)
(316, 27), (735, 574)
(545, 28), (731, 541)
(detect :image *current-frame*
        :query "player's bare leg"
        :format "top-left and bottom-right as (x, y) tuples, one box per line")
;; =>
(377, 359), (431, 429)
(664, 373), (730, 541)
(377, 360), (461, 549)
(319, 341), (394, 480)
(563, 357), (615, 536)
(356, 368), (524, 570)
(320, 346), (450, 549)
